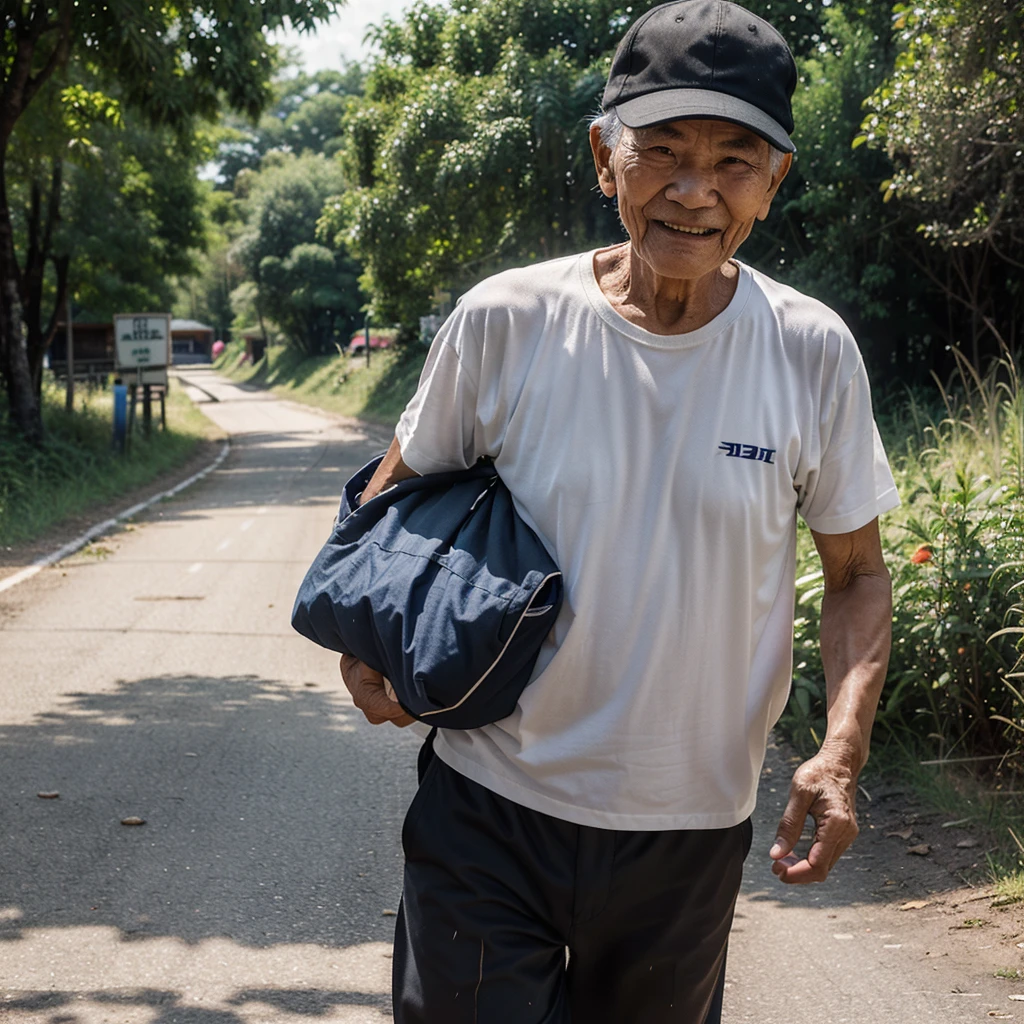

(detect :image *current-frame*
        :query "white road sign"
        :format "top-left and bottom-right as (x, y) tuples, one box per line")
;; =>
(115, 314), (170, 369)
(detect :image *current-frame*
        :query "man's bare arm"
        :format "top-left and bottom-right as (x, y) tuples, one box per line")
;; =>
(770, 517), (892, 884)
(339, 437), (421, 728)
(360, 436), (420, 504)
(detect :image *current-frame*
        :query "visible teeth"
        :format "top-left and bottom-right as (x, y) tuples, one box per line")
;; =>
(662, 223), (715, 235)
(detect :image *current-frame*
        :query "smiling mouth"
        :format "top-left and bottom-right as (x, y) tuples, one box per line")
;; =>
(659, 222), (718, 236)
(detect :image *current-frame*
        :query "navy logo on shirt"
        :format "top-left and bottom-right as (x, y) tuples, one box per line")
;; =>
(719, 442), (776, 465)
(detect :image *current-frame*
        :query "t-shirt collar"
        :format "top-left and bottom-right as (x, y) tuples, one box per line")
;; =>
(579, 249), (753, 350)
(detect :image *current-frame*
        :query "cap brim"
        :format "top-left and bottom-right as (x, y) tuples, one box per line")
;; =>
(613, 88), (796, 154)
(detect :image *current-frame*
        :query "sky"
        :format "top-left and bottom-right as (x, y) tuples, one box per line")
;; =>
(272, 0), (425, 71)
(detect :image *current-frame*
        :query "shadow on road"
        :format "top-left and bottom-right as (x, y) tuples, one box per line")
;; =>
(4, 986), (392, 1022)
(734, 742), (981, 918)
(0, 672), (421, 951)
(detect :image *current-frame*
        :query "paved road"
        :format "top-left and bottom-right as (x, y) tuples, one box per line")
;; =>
(1, 368), (1018, 1023)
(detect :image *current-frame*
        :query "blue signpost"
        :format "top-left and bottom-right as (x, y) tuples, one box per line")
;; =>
(112, 384), (128, 452)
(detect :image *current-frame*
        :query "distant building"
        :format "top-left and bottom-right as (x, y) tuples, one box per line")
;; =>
(170, 319), (214, 364)
(48, 317), (215, 377)
(48, 322), (115, 383)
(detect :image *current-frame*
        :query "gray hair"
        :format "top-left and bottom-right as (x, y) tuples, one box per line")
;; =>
(590, 109), (787, 174)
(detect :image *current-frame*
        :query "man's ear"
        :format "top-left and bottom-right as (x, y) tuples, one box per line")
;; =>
(757, 151), (792, 221)
(590, 123), (617, 198)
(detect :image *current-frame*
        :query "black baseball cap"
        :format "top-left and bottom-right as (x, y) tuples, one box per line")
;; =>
(602, 0), (798, 153)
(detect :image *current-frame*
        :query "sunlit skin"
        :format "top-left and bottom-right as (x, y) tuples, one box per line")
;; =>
(590, 118), (792, 334)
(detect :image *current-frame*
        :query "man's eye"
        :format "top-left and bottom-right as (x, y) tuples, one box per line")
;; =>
(649, 146), (674, 155)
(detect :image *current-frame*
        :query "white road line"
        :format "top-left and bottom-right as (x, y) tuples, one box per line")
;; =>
(0, 441), (230, 596)
(240, 519), (255, 532)
(217, 538), (233, 552)
(187, 563), (204, 574)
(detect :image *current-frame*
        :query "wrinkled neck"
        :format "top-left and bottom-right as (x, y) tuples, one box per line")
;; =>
(595, 243), (738, 335)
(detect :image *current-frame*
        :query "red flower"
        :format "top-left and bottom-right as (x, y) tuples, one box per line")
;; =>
(910, 545), (933, 564)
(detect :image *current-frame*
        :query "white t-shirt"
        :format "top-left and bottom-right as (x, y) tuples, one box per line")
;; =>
(395, 250), (899, 831)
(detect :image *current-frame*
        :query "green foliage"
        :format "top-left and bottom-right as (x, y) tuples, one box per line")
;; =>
(0, 2), (344, 133)
(61, 114), (206, 317)
(8, 62), (208, 320)
(231, 151), (363, 354)
(260, 240), (361, 355)
(784, 355), (1024, 767)
(860, 0), (1023, 248)
(0, 381), (212, 547)
(214, 65), (365, 186)
(857, 0), (1024, 368)
(326, 0), (903, 332)
(322, 0), (626, 328)
(320, 0), (1020, 389)
(174, 182), (247, 339)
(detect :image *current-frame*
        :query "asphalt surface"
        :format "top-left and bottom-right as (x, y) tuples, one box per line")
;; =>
(1, 367), (1020, 1023)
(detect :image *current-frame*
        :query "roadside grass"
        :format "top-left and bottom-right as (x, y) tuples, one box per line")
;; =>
(885, 755), (1024, 887)
(0, 378), (217, 548)
(216, 340), (426, 427)
(994, 871), (1024, 906)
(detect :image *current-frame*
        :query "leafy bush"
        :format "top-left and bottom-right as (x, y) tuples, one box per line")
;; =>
(782, 355), (1024, 768)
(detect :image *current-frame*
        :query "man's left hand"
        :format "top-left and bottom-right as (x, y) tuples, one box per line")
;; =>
(769, 741), (860, 884)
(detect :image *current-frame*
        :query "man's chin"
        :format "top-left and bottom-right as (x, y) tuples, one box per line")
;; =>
(632, 241), (728, 284)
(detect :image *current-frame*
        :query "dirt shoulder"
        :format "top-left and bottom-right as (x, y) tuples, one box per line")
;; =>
(762, 741), (1024, 990)
(854, 757), (1024, 975)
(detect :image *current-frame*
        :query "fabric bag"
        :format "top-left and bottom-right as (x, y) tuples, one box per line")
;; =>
(291, 453), (562, 729)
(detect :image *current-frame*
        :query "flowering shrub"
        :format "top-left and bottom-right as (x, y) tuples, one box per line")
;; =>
(783, 358), (1024, 767)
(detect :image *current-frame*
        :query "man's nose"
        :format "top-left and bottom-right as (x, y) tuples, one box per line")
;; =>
(664, 165), (719, 208)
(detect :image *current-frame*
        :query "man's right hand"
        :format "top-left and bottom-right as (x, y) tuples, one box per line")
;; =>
(340, 654), (416, 727)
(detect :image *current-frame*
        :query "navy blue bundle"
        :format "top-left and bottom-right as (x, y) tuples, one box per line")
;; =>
(291, 454), (562, 729)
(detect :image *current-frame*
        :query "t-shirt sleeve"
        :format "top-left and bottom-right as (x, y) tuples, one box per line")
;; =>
(395, 303), (494, 475)
(797, 359), (900, 535)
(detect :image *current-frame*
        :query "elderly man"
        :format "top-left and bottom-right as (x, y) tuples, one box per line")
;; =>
(341, 1), (899, 1020)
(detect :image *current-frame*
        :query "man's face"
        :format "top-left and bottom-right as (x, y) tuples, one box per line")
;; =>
(592, 118), (791, 283)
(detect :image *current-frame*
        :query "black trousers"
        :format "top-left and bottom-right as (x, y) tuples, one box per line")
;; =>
(394, 746), (752, 1024)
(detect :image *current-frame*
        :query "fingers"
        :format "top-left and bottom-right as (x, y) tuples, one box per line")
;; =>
(770, 755), (859, 885)
(771, 816), (855, 884)
(339, 655), (416, 728)
(770, 786), (812, 863)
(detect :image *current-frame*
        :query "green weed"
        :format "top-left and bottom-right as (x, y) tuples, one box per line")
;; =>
(0, 379), (215, 547)
(217, 341), (427, 427)
(787, 354), (1024, 770)
(992, 873), (1024, 906)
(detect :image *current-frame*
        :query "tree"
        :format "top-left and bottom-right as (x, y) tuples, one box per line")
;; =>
(7, 71), (214, 390)
(232, 151), (362, 354)
(214, 64), (364, 186)
(260, 241), (360, 355)
(0, 0), (341, 443)
(173, 184), (247, 341)
(860, 0), (1024, 364)
(322, 0), (846, 335)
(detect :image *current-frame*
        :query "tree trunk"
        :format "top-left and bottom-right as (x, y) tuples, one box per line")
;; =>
(0, 158), (43, 444)
(0, 6), (73, 443)
(23, 159), (65, 395)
